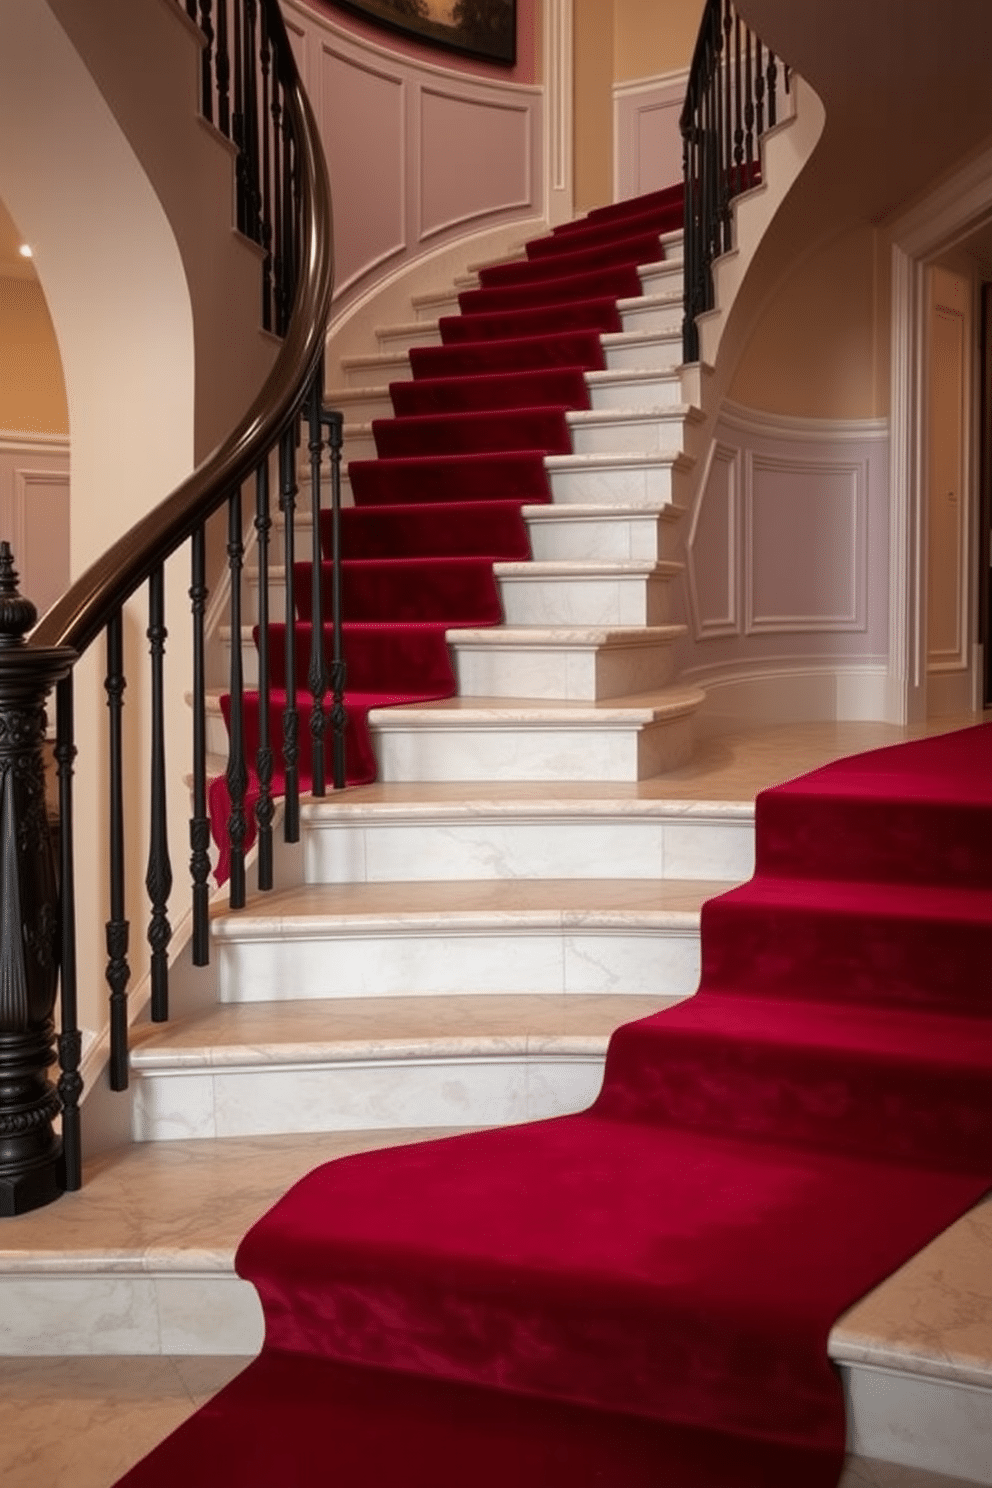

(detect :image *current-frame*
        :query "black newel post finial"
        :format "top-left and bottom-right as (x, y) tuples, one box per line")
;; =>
(0, 543), (75, 1214)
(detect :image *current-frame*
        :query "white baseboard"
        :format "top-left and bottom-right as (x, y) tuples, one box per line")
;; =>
(688, 661), (892, 735)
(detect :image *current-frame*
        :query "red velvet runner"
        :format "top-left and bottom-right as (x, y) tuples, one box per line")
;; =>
(123, 724), (992, 1488)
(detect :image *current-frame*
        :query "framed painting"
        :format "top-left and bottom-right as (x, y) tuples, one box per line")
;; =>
(330, 1), (517, 67)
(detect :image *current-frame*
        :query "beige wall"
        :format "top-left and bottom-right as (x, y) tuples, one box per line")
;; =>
(729, 226), (889, 419)
(0, 276), (68, 434)
(614, 0), (702, 82)
(574, 0), (701, 212)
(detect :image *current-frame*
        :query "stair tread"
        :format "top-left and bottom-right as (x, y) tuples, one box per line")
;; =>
(446, 623), (686, 644)
(210, 875), (729, 932)
(130, 992), (678, 1066)
(365, 685), (705, 722)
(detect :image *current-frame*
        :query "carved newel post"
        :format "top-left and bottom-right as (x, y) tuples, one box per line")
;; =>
(0, 544), (75, 1214)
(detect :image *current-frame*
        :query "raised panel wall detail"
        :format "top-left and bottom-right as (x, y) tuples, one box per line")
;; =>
(613, 71), (687, 203)
(745, 456), (867, 633)
(420, 90), (531, 239)
(0, 436), (70, 619)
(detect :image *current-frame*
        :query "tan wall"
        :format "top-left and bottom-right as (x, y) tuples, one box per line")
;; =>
(614, 0), (702, 82)
(574, 0), (701, 213)
(729, 226), (889, 419)
(0, 276), (68, 434)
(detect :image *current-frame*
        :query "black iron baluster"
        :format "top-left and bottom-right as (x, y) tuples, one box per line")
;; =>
(254, 457), (275, 889)
(189, 526), (211, 966)
(766, 49), (779, 128)
(743, 28), (755, 171)
(198, 1), (215, 125)
(259, 5), (274, 332)
(215, 0), (231, 138)
(279, 427), (300, 840)
(146, 567), (172, 1022)
(55, 675), (82, 1191)
(733, 12), (744, 194)
(244, 0), (262, 243)
(186, 0), (198, 20)
(105, 612), (130, 1092)
(226, 488), (249, 909)
(233, 0), (247, 234)
(322, 407), (347, 790)
(755, 38), (766, 138)
(271, 75), (287, 335)
(307, 382), (328, 798)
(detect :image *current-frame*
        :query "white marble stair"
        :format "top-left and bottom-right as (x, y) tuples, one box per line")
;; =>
(128, 991), (676, 1142)
(448, 623), (682, 700)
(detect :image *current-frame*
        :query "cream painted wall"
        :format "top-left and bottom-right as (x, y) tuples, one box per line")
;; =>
(0, 0), (196, 1039)
(0, 276), (68, 433)
(729, 227), (886, 419)
(614, 0), (702, 82)
(574, 0), (701, 211)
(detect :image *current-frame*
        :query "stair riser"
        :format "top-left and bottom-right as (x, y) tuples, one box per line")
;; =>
(303, 814), (753, 885)
(452, 639), (675, 700)
(588, 374), (683, 411)
(0, 1274), (263, 1358)
(546, 459), (688, 508)
(412, 293), (459, 322)
(527, 510), (679, 562)
(130, 1054), (608, 1142)
(603, 334), (682, 373)
(568, 411), (693, 455)
(371, 711), (694, 782)
(341, 354), (411, 388)
(498, 573), (675, 626)
(215, 924), (702, 1001)
(619, 298), (682, 335)
(377, 323), (443, 353)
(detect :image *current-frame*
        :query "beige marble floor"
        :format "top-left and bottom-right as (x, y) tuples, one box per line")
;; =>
(0, 1352), (981, 1488)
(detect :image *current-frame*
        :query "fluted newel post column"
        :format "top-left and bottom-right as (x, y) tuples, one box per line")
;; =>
(0, 545), (75, 1214)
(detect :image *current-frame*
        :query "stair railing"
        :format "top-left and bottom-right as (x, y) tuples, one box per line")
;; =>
(0, 0), (339, 1214)
(680, 0), (789, 362)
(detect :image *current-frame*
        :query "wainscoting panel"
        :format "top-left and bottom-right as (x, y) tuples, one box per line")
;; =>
(419, 88), (532, 240)
(0, 433), (70, 619)
(288, 1), (543, 309)
(746, 454), (866, 633)
(613, 71), (687, 203)
(677, 404), (891, 725)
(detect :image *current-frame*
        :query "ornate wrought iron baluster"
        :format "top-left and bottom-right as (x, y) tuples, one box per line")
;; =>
(105, 611), (130, 1092)
(743, 28), (755, 171)
(259, 5), (274, 331)
(271, 77), (287, 334)
(197, 1), (214, 124)
(322, 407), (347, 790)
(226, 488), (249, 909)
(55, 675), (82, 1191)
(244, 0), (262, 243)
(307, 382), (328, 798)
(279, 427), (300, 841)
(146, 567), (172, 1021)
(233, 0), (247, 234)
(733, 12), (744, 194)
(755, 39), (766, 138)
(254, 457), (275, 889)
(189, 526), (211, 965)
(215, 0), (231, 138)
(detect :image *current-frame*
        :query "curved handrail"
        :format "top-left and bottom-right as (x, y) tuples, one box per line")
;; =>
(34, 25), (333, 656)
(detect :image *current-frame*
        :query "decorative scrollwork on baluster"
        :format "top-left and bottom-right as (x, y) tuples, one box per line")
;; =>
(55, 674), (82, 1190)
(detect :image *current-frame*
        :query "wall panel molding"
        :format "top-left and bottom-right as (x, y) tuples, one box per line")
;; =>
(686, 441), (741, 639)
(0, 432), (70, 618)
(613, 68), (688, 204)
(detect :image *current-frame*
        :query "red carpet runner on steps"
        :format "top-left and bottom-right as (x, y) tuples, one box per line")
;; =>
(121, 722), (992, 1487)
(208, 185), (685, 876)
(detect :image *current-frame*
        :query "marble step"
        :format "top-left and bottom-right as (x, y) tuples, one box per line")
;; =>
(326, 365), (687, 429)
(524, 502), (685, 562)
(127, 992), (673, 1142)
(601, 327), (683, 372)
(495, 557), (682, 626)
(448, 623), (682, 700)
(566, 403), (702, 454)
(209, 876), (720, 1003)
(2, 1138), (987, 1488)
(368, 686), (704, 783)
(376, 319), (443, 354)
(298, 783), (755, 886)
(545, 450), (694, 508)
(340, 348), (412, 388)
(618, 289), (683, 335)
(410, 258), (682, 323)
